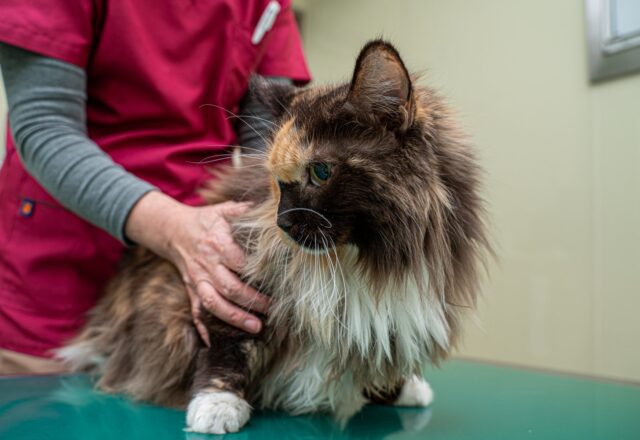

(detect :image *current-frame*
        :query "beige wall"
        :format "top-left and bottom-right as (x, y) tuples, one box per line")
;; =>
(297, 0), (640, 382)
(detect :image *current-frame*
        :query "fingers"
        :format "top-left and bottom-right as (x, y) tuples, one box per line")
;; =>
(212, 225), (247, 272)
(196, 280), (263, 334)
(179, 200), (263, 337)
(210, 264), (270, 314)
(186, 284), (211, 347)
(216, 201), (252, 218)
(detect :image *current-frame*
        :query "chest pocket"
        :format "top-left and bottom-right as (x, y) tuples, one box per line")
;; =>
(0, 149), (123, 314)
(220, 0), (280, 110)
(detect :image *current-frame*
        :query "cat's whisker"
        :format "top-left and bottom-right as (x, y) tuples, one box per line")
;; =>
(271, 94), (293, 119)
(311, 234), (333, 342)
(233, 114), (278, 128)
(236, 146), (272, 157)
(222, 114), (278, 140)
(238, 145), (267, 154)
(185, 151), (268, 164)
(331, 245), (349, 343)
(179, 144), (268, 157)
(319, 233), (347, 334)
(188, 155), (302, 168)
(294, 233), (313, 335)
(277, 208), (332, 229)
(200, 103), (272, 148)
(328, 236), (348, 304)
(317, 235), (344, 337)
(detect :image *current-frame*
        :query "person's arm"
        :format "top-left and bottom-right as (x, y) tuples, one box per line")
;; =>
(0, 43), (271, 340)
(0, 43), (155, 242)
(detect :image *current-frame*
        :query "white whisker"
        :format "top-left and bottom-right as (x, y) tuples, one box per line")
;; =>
(277, 208), (332, 229)
(200, 103), (272, 147)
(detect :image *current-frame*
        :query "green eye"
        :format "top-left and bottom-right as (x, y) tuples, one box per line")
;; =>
(309, 163), (331, 186)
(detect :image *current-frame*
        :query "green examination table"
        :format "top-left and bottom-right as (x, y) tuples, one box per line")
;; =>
(1, 360), (639, 440)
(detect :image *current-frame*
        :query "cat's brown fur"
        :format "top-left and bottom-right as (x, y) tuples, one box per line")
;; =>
(59, 40), (489, 434)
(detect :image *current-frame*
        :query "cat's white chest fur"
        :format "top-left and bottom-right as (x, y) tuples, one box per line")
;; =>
(256, 246), (447, 417)
(257, 347), (435, 419)
(258, 346), (367, 419)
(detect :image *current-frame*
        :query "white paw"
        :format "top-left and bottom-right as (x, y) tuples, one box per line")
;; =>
(395, 375), (434, 407)
(186, 391), (251, 434)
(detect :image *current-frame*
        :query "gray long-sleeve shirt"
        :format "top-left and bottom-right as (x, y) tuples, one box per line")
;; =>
(0, 43), (280, 243)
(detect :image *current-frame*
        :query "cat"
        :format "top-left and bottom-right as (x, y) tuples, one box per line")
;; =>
(57, 40), (489, 434)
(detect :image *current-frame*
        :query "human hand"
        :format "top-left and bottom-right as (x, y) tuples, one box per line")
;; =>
(125, 192), (269, 346)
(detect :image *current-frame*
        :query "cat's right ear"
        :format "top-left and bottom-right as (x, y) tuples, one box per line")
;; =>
(248, 75), (297, 119)
(345, 40), (415, 132)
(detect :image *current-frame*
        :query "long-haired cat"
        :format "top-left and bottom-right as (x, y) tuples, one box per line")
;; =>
(58, 40), (489, 434)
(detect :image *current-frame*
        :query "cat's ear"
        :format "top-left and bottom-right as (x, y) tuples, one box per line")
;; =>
(248, 75), (298, 119)
(346, 40), (415, 132)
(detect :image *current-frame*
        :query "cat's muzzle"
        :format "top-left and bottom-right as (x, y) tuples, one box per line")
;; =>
(277, 219), (334, 252)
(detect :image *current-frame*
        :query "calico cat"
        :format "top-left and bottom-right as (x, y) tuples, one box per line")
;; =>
(58, 40), (489, 434)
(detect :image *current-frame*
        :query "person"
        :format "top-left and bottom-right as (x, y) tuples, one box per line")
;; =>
(0, 0), (310, 374)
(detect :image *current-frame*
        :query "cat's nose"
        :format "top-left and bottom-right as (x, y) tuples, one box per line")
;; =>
(277, 217), (293, 234)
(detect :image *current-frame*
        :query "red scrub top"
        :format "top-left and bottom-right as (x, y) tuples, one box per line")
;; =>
(0, 0), (310, 357)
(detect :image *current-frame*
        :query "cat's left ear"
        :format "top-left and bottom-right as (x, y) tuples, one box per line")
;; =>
(346, 40), (415, 132)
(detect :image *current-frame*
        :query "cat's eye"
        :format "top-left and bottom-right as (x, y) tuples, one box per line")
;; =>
(309, 163), (332, 186)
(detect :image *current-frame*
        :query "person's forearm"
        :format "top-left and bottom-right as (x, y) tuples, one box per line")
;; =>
(124, 191), (187, 258)
(0, 43), (156, 243)
(1, 43), (287, 245)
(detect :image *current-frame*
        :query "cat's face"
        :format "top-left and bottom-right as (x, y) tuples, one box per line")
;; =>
(254, 40), (485, 293)
(265, 41), (426, 260)
(250, 39), (486, 310)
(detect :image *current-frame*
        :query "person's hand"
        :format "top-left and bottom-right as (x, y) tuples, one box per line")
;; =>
(125, 191), (270, 346)
(167, 200), (270, 345)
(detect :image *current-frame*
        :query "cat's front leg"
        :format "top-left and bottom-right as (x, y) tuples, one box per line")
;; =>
(186, 338), (254, 434)
(367, 375), (434, 407)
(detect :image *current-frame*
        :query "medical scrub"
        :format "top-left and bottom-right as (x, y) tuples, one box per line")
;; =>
(0, 0), (310, 358)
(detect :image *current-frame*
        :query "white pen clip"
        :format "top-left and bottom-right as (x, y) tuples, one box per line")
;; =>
(252, 0), (281, 45)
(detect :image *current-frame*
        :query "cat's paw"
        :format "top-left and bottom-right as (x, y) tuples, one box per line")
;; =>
(186, 391), (251, 434)
(394, 375), (434, 407)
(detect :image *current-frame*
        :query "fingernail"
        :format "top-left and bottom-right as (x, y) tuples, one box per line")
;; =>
(245, 319), (261, 333)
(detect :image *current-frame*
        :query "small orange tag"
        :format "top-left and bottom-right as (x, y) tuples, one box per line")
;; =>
(19, 199), (35, 217)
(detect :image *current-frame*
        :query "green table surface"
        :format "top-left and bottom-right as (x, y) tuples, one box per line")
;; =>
(1, 360), (639, 440)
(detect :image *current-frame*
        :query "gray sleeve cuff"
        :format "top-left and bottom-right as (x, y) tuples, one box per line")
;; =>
(114, 184), (157, 245)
